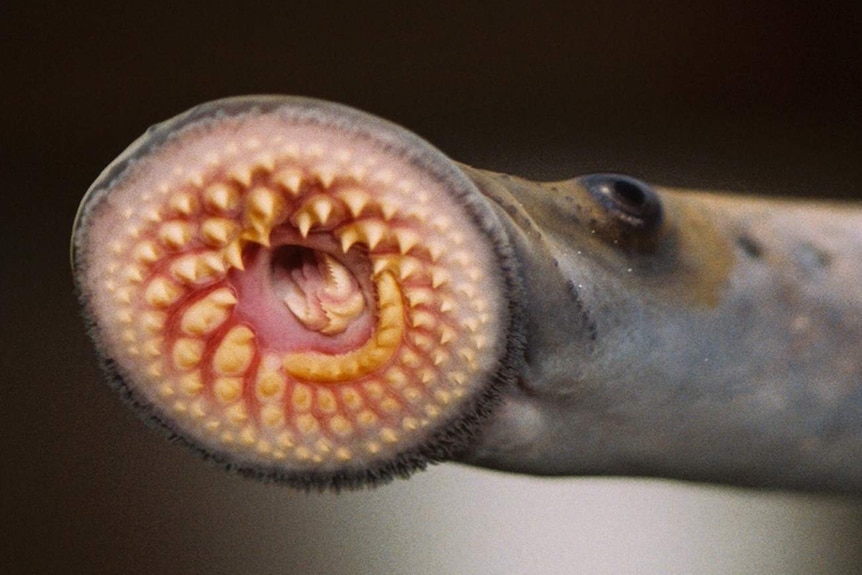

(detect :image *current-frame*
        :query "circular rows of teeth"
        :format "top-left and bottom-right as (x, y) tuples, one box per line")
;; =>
(99, 139), (497, 464)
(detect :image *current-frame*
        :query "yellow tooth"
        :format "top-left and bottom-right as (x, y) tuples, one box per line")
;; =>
(451, 371), (467, 385)
(335, 447), (352, 461)
(124, 266), (144, 283)
(179, 371), (204, 395)
(173, 338), (204, 370)
(431, 216), (450, 232)
(365, 441), (381, 455)
(212, 325), (255, 376)
(329, 416), (352, 436)
(431, 268), (450, 288)
(316, 389), (337, 414)
(180, 288), (236, 335)
(261, 404), (285, 427)
(228, 164), (253, 187)
(379, 428), (399, 444)
(393, 228), (420, 254)
(214, 376), (243, 404)
(432, 350), (449, 365)
(239, 426), (257, 445)
(142, 339), (161, 357)
(341, 388), (363, 410)
(405, 287), (434, 308)
(403, 387), (422, 403)
(247, 187), (281, 226)
(189, 399), (207, 419)
(227, 404), (250, 427)
(295, 212), (313, 238)
(282, 272), (404, 382)
(358, 410), (378, 427)
(397, 258), (423, 281)
(357, 220), (387, 250)
(316, 164), (337, 187)
(144, 277), (183, 308)
(170, 255), (201, 283)
(291, 384), (312, 412)
(296, 414), (319, 435)
(386, 367), (408, 388)
(255, 369), (285, 401)
(439, 325), (456, 345)
(201, 218), (239, 247)
(204, 182), (239, 212)
(142, 311), (166, 332)
(252, 153), (275, 172)
(222, 239), (245, 270)
(381, 202), (397, 221)
(273, 168), (303, 195)
(255, 439), (271, 454)
(158, 221), (193, 249)
(338, 227), (360, 253)
(310, 196), (334, 224)
(133, 241), (160, 264)
(337, 188), (370, 217)
(170, 193), (196, 215)
(411, 311), (436, 330)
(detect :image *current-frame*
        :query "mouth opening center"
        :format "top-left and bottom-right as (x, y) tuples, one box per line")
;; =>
(272, 245), (367, 336)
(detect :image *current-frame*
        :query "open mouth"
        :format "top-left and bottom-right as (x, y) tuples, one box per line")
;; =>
(72, 97), (516, 487)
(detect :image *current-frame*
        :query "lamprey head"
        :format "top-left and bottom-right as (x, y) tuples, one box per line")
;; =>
(72, 96), (519, 489)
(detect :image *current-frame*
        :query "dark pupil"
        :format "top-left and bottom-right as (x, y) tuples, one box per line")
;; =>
(610, 179), (646, 210)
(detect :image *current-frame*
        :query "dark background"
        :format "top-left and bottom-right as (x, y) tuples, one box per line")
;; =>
(3, 2), (862, 574)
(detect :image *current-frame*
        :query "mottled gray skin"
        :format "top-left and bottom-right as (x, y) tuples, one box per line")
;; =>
(456, 166), (862, 494)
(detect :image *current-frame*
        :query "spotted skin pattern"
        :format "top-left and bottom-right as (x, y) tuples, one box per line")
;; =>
(73, 98), (512, 487)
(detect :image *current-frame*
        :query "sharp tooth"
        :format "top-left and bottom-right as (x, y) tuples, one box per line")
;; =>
(405, 287), (433, 307)
(273, 168), (303, 195)
(261, 405), (285, 428)
(316, 389), (337, 414)
(204, 183), (239, 212)
(228, 405), (250, 427)
(432, 350), (449, 365)
(380, 202), (397, 221)
(339, 227), (360, 253)
(393, 228), (420, 254)
(426, 241), (444, 262)
(337, 188), (369, 217)
(411, 311), (436, 330)
(212, 325), (255, 375)
(158, 221), (192, 249)
(214, 377), (243, 404)
(316, 164), (336, 188)
(372, 255), (396, 276)
(142, 311), (166, 332)
(173, 338), (204, 370)
(200, 252), (226, 275)
(379, 428), (399, 444)
(179, 371), (204, 395)
(310, 197), (334, 224)
(358, 220), (386, 250)
(430, 268), (450, 288)
(201, 218), (238, 246)
(180, 288), (236, 335)
(291, 384), (312, 412)
(397, 258), (422, 281)
(170, 193), (196, 215)
(171, 255), (200, 283)
(228, 164), (253, 187)
(134, 241), (160, 263)
(439, 298), (454, 313)
(295, 212), (312, 238)
(439, 325), (456, 344)
(253, 153), (275, 172)
(144, 277), (183, 307)
(296, 415), (319, 435)
(125, 266), (144, 283)
(247, 186), (280, 223)
(223, 239), (244, 270)
(255, 369), (286, 402)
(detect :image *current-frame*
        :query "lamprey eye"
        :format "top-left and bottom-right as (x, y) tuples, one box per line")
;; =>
(71, 96), (517, 489)
(582, 174), (663, 230)
(579, 174), (664, 249)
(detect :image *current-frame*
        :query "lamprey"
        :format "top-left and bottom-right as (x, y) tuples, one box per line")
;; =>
(73, 97), (862, 493)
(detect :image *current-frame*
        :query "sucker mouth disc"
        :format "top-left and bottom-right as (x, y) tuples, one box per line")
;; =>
(72, 96), (518, 488)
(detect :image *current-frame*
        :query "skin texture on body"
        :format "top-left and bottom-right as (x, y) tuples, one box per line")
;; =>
(72, 96), (862, 493)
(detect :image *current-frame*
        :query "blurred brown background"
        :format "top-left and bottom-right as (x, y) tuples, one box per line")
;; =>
(3, 2), (862, 574)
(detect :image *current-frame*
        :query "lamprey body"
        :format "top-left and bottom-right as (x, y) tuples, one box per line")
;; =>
(73, 96), (862, 493)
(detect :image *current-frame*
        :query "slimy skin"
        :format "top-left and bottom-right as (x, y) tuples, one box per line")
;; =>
(73, 96), (862, 493)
